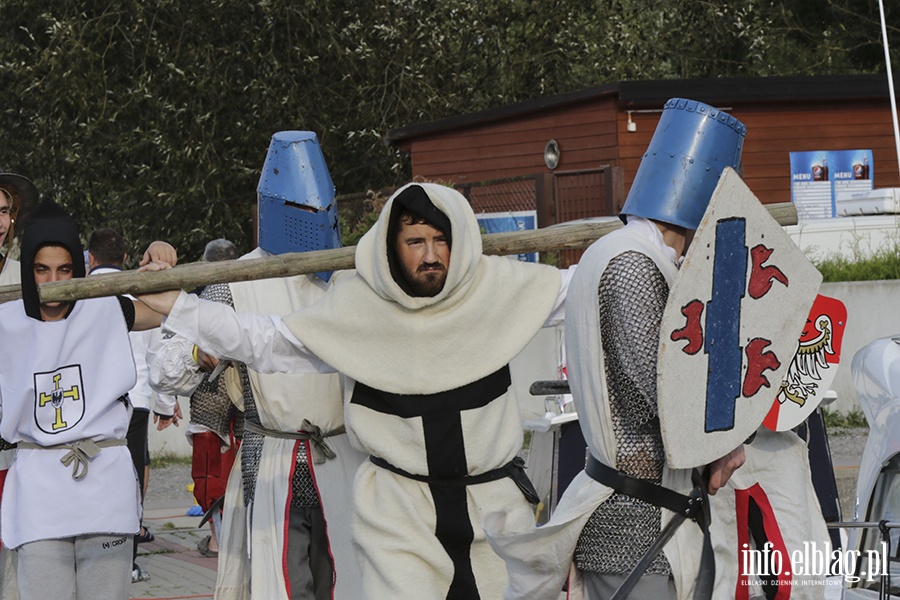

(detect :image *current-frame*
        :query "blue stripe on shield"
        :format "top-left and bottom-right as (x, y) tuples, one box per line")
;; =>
(704, 217), (747, 433)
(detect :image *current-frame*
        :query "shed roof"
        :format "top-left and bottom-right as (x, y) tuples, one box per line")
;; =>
(385, 74), (895, 146)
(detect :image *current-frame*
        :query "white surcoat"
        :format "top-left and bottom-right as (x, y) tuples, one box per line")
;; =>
(223, 250), (365, 600)
(161, 183), (569, 599)
(0, 296), (141, 548)
(149, 248), (365, 600)
(484, 225), (702, 600)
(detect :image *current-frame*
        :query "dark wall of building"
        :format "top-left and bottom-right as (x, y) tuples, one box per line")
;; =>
(407, 97), (622, 186)
(398, 84), (900, 215)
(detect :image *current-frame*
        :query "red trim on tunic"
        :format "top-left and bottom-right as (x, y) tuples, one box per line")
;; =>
(734, 483), (791, 599)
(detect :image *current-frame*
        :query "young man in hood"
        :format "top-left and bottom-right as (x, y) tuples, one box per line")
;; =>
(0, 199), (174, 600)
(138, 181), (572, 600)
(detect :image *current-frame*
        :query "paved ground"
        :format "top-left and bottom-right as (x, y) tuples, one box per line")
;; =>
(130, 427), (870, 600)
(131, 464), (216, 599)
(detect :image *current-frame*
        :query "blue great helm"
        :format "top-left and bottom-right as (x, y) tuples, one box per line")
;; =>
(619, 98), (746, 231)
(257, 131), (341, 281)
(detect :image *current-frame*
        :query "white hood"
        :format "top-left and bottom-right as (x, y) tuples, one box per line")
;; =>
(283, 183), (561, 394)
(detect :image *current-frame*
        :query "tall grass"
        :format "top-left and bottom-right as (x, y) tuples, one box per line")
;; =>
(822, 407), (869, 430)
(812, 228), (900, 282)
(816, 243), (900, 282)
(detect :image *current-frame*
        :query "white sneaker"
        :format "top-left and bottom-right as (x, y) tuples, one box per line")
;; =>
(132, 565), (151, 583)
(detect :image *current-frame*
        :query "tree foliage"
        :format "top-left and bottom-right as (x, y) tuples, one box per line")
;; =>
(0, 0), (895, 261)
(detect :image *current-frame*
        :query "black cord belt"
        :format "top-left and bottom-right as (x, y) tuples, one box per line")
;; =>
(586, 455), (703, 520)
(369, 455), (541, 505)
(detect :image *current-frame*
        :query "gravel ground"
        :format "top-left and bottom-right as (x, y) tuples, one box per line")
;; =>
(827, 426), (870, 518)
(143, 461), (194, 505)
(827, 426), (870, 464)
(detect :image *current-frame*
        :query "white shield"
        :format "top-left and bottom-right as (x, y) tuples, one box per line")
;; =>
(763, 294), (847, 431)
(658, 168), (821, 469)
(34, 365), (86, 434)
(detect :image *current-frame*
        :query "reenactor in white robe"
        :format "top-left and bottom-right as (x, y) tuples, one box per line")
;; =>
(486, 98), (829, 600)
(485, 99), (749, 600)
(0, 198), (173, 600)
(138, 181), (573, 600)
(149, 132), (366, 600)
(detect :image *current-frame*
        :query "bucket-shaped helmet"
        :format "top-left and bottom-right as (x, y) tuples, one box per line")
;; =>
(620, 98), (746, 230)
(257, 131), (340, 281)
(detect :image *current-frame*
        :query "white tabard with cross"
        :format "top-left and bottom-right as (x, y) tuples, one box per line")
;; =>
(0, 294), (140, 548)
(657, 168), (822, 469)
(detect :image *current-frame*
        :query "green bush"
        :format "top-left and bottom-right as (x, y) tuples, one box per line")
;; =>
(822, 407), (868, 429)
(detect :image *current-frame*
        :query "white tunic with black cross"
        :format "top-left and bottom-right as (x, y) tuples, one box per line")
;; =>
(162, 183), (569, 600)
(0, 296), (141, 549)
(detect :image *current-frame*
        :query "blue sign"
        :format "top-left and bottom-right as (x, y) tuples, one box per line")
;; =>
(476, 211), (538, 263)
(790, 149), (873, 219)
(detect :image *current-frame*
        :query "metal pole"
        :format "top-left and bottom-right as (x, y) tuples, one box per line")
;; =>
(878, 0), (900, 176)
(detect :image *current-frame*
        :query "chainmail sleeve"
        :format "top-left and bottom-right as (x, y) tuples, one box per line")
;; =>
(574, 250), (672, 576)
(598, 251), (668, 434)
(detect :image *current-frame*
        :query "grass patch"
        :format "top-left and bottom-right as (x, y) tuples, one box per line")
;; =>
(143, 548), (176, 555)
(822, 407), (868, 429)
(151, 452), (192, 468)
(815, 241), (900, 282)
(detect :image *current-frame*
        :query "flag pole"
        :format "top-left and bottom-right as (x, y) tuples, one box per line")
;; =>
(878, 0), (900, 175)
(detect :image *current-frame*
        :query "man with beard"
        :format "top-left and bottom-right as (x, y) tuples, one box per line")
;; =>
(138, 181), (572, 600)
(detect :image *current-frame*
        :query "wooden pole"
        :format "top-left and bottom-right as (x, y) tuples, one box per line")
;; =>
(0, 202), (798, 304)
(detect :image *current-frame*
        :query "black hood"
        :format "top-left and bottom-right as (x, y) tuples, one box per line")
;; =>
(20, 199), (85, 320)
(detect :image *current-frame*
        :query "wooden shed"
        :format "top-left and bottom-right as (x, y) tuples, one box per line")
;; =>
(385, 74), (900, 234)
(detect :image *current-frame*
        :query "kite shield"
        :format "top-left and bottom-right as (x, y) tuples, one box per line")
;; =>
(658, 168), (821, 469)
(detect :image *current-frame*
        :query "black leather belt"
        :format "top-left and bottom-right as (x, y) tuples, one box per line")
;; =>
(369, 455), (541, 505)
(587, 455), (714, 600)
(585, 455), (703, 520)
